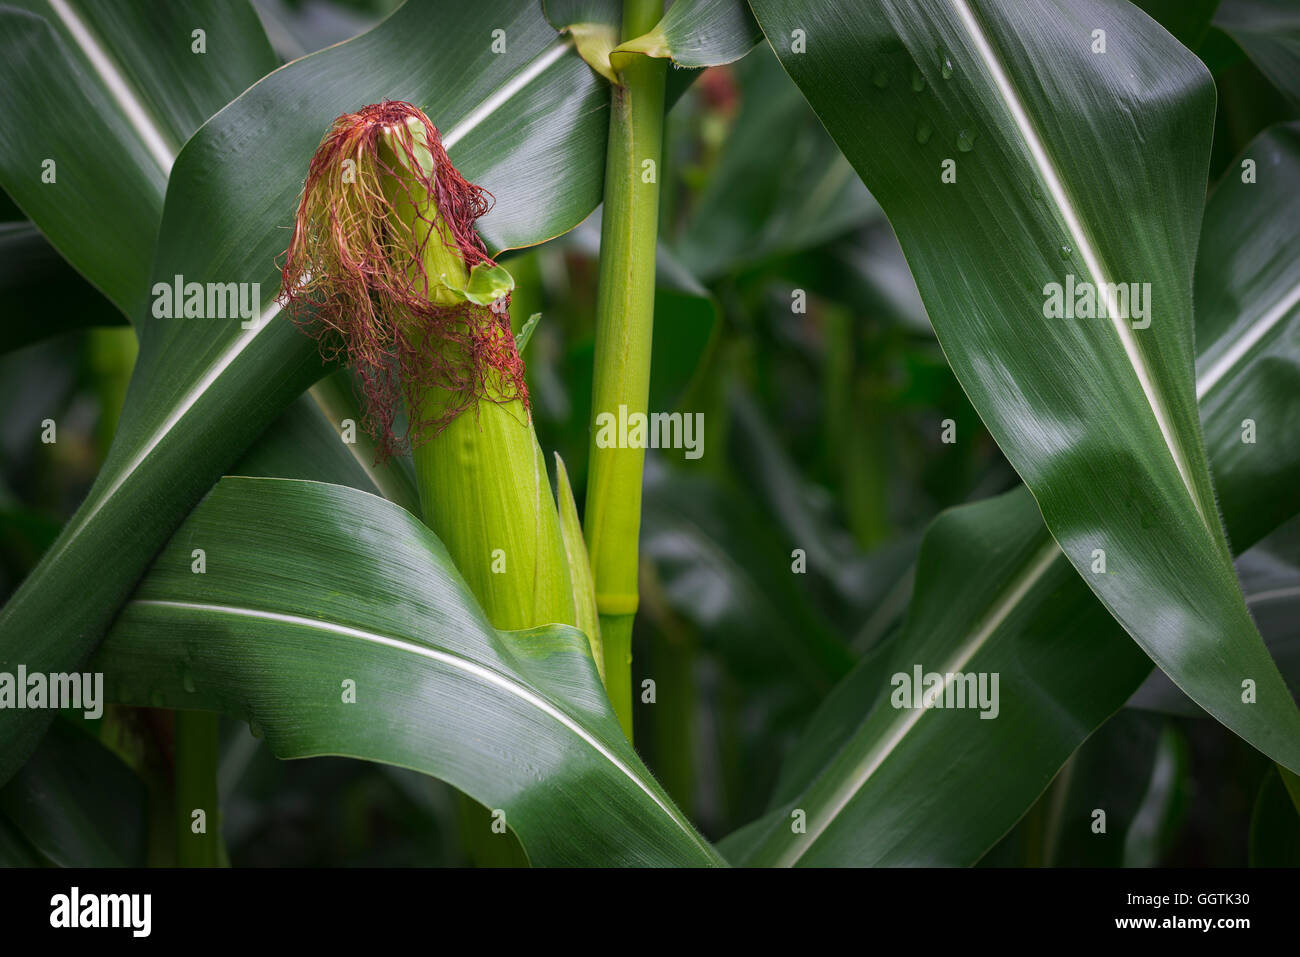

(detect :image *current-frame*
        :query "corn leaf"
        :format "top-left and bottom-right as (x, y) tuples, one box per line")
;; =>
(91, 476), (722, 867)
(1215, 0), (1300, 108)
(612, 0), (761, 68)
(747, 0), (1300, 770)
(721, 120), (1300, 866)
(0, 719), (148, 867)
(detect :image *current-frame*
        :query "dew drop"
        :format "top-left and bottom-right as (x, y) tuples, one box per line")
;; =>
(910, 68), (926, 92)
(956, 128), (977, 152)
(940, 51), (954, 79)
(914, 116), (933, 145)
(182, 668), (197, 694)
(149, 689), (166, 708)
(1059, 243), (1073, 260)
(872, 67), (889, 89)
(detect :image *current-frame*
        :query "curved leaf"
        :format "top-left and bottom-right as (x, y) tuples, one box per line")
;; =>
(1131, 514), (1300, 716)
(92, 477), (722, 867)
(748, 0), (1300, 770)
(1195, 122), (1300, 547)
(0, 719), (147, 867)
(722, 120), (1300, 866)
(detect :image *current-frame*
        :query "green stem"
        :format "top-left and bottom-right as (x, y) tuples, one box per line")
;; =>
(601, 615), (635, 741)
(584, 0), (667, 743)
(174, 710), (224, 867)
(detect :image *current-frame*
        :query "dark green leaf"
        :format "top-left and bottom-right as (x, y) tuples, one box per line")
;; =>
(93, 477), (722, 867)
(1216, 0), (1300, 108)
(749, 0), (1300, 770)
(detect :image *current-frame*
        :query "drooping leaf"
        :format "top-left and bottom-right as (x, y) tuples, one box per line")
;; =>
(720, 120), (1300, 866)
(92, 477), (722, 867)
(748, 0), (1300, 770)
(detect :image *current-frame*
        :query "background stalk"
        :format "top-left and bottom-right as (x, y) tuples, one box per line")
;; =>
(584, 0), (667, 743)
(174, 710), (224, 867)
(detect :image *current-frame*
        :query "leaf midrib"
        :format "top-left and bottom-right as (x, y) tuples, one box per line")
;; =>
(127, 597), (719, 860)
(1196, 277), (1300, 398)
(775, 536), (1062, 866)
(45, 0), (178, 174)
(947, 0), (1211, 530)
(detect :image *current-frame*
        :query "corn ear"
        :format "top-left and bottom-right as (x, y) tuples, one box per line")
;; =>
(378, 120), (575, 632)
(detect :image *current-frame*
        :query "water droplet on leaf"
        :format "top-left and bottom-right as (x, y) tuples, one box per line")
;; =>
(182, 668), (197, 694)
(911, 68), (926, 92)
(914, 116), (933, 145)
(1059, 243), (1073, 260)
(956, 128), (977, 151)
(149, 689), (166, 708)
(872, 67), (889, 89)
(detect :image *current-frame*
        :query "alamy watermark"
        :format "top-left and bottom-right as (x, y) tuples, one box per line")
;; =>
(594, 404), (704, 460)
(0, 667), (103, 719)
(151, 274), (262, 328)
(890, 664), (1000, 719)
(1042, 274), (1151, 329)
(50, 887), (150, 937)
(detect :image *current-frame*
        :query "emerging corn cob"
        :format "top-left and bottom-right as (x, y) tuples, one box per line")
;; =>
(278, 101), (581, 636)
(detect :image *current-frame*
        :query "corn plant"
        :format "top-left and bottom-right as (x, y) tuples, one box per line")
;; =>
(0, 0), (1298, 870)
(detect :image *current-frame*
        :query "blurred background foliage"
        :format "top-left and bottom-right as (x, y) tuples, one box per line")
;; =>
(2, 0), (1297, 866)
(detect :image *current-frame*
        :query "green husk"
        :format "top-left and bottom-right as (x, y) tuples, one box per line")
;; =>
(555, 453), (604, 684)
(378, 121), (575, 632)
